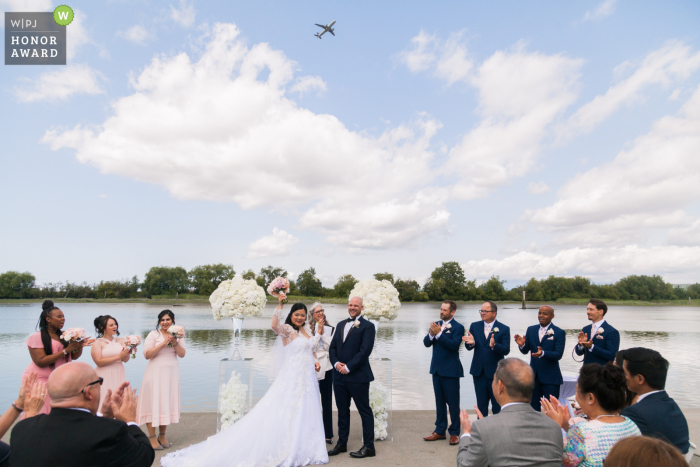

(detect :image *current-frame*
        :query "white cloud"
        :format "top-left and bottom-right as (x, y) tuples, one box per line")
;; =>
(170, 0), (195, 28)
(527, 181), (550, 194)
(397, 29), (436, 73)
(15, 64), (105, 102)
(583, 0), (617, 22)
(290, 75), (327, 96)
(67, 8), (90, 60)
(118, 25), (150, 44)
(246, 228), (300, 259)
(43, 23), (449, 250)
(563, 41), (700, 136)
(397, 30), (473, 85)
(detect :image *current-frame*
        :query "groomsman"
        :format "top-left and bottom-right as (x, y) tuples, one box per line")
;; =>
(422, 300), (465, 446)
(574, 299), (620, 365)
(514, 306), (565, 411)
(463, 301), (510, 416)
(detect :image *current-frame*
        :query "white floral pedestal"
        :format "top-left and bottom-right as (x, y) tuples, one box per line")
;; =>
(216, 358), (254, 433)
(368, 358), (393, 442)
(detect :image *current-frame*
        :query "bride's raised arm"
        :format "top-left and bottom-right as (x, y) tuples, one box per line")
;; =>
(271, 294), (292, 339)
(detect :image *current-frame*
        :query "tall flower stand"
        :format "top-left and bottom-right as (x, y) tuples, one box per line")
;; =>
(369, 319), (381, 360)
(368, 358), (393, 442)
(216, 358), (254, 433)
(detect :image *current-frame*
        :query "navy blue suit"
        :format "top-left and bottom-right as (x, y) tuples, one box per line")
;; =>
(519, 323), (565, 411)
(423, 319), (464, 436)
(329, 316), (376, 449)
(621, 391), (690, 454)
(465, 320), (510, 416)
(574, 321), (620, 365)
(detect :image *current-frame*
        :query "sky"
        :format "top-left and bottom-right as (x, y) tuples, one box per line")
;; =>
(2, 0), (700, 288)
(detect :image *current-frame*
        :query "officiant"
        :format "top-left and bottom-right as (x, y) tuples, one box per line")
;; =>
(423, 300), (465, 446)
(309, 302), (335, 444)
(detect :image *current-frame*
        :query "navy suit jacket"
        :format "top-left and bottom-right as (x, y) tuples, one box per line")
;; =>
(465, 320), (511, 378)
(621, 391), (690, 454)
(519, 323), (565, 385)
(329, 315), (375, 384)
(574, 321), (620, 365)
(423, 319), (465, 378)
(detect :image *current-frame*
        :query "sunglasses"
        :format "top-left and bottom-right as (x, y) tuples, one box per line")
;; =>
(81, 377), (104, 394)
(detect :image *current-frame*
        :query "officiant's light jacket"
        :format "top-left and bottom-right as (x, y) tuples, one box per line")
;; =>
(465, 320), (511, 379)
(574, 321), (620, 365)
(423, 319), (465, 378)
(519, 323), (565, 385)
(329, 316), (375, 384)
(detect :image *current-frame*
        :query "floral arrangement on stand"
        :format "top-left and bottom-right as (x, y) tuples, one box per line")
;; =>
(167, 325), (185, 347)
(60, 328), (86, 343)
(267, 277), (290, 298)
(348, 279), (401, 321)
(210, 276), (267, 320)
(124, 335), (141, 358)
(219, 371), (248, 430)
(369, 381), (390, 440)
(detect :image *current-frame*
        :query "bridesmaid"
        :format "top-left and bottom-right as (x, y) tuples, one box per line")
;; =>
(91, 315), (131, 408)
(23, 300), (93, 415)
(137, 310), (186, 451)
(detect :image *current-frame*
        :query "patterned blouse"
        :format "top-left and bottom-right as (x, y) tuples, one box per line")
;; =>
(562, 416), (641, 467)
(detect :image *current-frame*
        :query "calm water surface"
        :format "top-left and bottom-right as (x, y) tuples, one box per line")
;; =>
(1, 302), (698, 411)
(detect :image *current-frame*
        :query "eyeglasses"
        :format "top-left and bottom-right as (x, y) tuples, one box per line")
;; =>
(478, 310), (495, 314)
(81, 377), (104, 394)
(313, 309), (325, 314)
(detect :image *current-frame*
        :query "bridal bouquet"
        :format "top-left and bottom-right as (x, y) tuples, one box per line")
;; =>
(124, 335), (141, 358)
(167, 325), (185, 347)
(369, 382), (390, 440)
(348, 279), (401, 321)
(210, 276), (267, 320)
(60, 328), (86, 343)
(266, 277), (290, 297)
(219, 371), (248, 430)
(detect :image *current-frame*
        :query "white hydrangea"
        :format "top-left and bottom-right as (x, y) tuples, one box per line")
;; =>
(348, 279), (401, 321)
(369, 381), (390, 440)
(210, 276), (267, 320)
(218, 371), (248, 430)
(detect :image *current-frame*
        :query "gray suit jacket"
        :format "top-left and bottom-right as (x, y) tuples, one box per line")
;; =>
(457, 403), (563, 467)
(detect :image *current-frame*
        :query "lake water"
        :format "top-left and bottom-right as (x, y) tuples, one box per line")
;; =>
(2, 302), (699, 411)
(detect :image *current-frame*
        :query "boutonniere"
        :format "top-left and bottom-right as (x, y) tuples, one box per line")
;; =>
(546, 329), (554, 336)
(492, 327), (499, 334)
(445, 323), (452, 330)
(596, 328), (604, 335)
(353, 321), (360, 328)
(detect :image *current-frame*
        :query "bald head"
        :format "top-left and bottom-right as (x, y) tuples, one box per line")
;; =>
(348, 296), (364, 319)
(494, 359), (535, 403)
(49, 362), (100, 412)
(538, 305), (555, 327)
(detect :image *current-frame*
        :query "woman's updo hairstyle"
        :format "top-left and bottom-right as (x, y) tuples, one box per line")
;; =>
(284, 303), (308, 331)
(578, 362), (628, 412)
(157, 310), (176, 329)
(94, 315), (120, 337)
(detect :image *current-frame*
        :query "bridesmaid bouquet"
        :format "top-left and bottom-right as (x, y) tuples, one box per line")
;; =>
(266, 277), (290, 297)
(167, 325), (185, 347)
(125, 335), (141, 358)
(60, 328), (86, 343)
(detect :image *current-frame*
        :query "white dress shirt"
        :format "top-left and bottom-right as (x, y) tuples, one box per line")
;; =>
(429, 318), (452, 340)
(636, 390), (664, 402)
(336, 315), (362, 373)
(519, 324), (550, 357)
(579, 318), (605, 351)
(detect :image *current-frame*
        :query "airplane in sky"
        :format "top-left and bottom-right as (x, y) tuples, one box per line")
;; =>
(314, 20), (336, 39)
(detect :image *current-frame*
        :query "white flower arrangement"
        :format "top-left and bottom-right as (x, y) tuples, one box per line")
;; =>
(348, 279), (401, 321)
(597, 328), (604, 334)
(219, 371), (248, 430)
(60, 328), (86, 343)
(369, 381), (390, 440)
(546, 329), (554, 336)
(210, 276), (267, 320)
(492, 327), (499, 333)
(445, 323), (452, 330)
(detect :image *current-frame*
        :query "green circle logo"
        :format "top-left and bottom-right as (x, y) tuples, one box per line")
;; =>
(53, 5), (74, 26)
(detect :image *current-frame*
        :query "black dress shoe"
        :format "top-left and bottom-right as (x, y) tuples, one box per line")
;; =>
(328, 444), (347, 456)
(349, 446), (376, 458)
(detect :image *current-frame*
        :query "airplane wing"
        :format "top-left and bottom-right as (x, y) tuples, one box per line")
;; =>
(329, 30), (335, 36)
(315, 24), (326, 28)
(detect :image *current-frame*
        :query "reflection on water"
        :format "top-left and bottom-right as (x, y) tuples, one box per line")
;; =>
(1, 302), (699, 411)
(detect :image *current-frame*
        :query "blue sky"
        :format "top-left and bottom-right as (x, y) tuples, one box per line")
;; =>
(2, 0), (700, 287)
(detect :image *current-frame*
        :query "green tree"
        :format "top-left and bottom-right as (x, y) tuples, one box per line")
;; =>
(189, 264), (235, 295)
(424, 262), (467, 300)
(96, 276), (140, 299)
(259, 266), (288, 290)
(241, 269), (256, 280)
(616, 275), (675, 301)
(394, 278), (420, 301)
(479, 275), (508, 300)
(0, 271), (36, 299)
(61, 281), (98, 299)
(296, 267), (323, 297)
(373, 272), (394, 284)
(333, 274), (358, 298)
(143, 266), (189, 296)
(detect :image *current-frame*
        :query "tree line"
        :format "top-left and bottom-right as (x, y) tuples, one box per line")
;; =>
(1, 261), (699, 302)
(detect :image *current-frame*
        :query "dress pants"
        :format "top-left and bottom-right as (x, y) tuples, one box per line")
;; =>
(319, 369), (334, 439)
(334, 380), (375, 449)
(432, 374), (460, 436)
(473, 371), (500, 416)
(530, 377), (560, 411)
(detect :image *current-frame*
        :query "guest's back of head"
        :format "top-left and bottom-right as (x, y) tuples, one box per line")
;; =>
(604, 436), (688, 467)
(494, 358), (535, 403)
(578, 363), (627, 412)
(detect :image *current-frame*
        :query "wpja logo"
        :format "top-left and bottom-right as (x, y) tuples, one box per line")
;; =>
(4, 5), (73, 65)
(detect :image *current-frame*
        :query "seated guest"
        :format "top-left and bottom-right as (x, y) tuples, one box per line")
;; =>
(542, 363), (641, 467)
(9, 362), (154, 467)
(618, 348), (690, 454)
(0, 372), (46, 467)
(457, 358), (563, 467)
(604, 436), (688, 467)
(614, 352), (637, 407)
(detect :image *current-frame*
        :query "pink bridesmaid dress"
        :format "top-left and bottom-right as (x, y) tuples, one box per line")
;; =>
(136, 330), (184, 426)
(94, 336), (127, 408)
(22, 332), (71, 415)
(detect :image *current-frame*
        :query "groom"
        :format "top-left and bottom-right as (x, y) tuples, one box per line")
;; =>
(328, 296), (376, 459)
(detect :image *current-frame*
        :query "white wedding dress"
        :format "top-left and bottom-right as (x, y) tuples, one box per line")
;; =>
(161, 308), (329, 467)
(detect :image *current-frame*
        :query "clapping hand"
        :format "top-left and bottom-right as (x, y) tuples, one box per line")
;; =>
(317, 318), (325, 335)
(459, 406), (484, 436)
(111, 386), (138, 424)
(489, 333), (495, 349)
(540, 395), (570, 430)
(429, 322), (442, 337)
(578, 332), (592, 349)
(462, 332), (475, 345)
(23, 380), (47, 418)
(532, 346), (543, 358)
(100, 381), (130, 419)
(514, 334), (526, 347)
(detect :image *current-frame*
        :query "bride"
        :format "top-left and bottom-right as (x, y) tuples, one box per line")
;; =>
(160, 295), (329, 467)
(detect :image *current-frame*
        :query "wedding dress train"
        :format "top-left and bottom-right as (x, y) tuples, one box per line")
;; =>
(160, 310), (329, 467)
